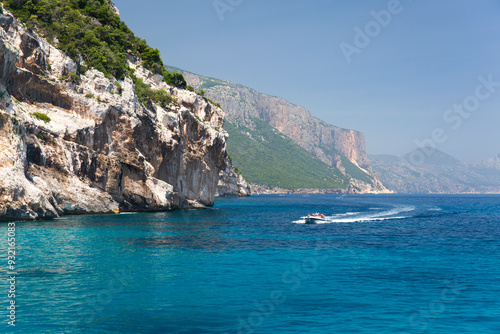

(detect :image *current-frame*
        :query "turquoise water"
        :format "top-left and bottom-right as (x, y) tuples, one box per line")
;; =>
(1, 194), (500, 333)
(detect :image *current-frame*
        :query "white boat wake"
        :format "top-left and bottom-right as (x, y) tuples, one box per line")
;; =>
(293, 205), (415, 224)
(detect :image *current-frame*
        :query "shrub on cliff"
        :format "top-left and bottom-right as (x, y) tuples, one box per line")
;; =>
(139, 43), (163, 74)
(31, 112), (51, 123)
(163, 72), (187, 90)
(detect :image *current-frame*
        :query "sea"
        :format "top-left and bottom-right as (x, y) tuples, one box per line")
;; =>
(1, 194), (499, 333)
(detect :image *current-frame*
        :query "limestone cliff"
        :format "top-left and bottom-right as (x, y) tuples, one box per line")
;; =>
(0, 9), (231, 221)
(169, 67), (388, 193)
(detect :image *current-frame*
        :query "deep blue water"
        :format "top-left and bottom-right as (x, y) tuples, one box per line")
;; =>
(1, 194), (500, 333)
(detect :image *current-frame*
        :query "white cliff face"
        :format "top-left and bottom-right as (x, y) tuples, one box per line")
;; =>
(0, 9), (230, 221)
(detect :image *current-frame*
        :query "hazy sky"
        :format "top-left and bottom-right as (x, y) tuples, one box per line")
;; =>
(114, 0), (500, 163)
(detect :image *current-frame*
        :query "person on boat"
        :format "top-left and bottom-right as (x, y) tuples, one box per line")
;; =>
(320, 213), (325, 219)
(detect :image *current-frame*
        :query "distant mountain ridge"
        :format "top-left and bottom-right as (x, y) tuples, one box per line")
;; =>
(474, 154), (500, 170)
(370, 149), (500, 193)
(166, 66), (388, 193)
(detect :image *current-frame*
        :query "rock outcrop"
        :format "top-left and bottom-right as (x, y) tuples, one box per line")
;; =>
(0, 9), (232, 221)
(216, 158), (251, 197)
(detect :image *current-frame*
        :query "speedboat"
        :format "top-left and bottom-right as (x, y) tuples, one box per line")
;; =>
(305, 214), (327, 224)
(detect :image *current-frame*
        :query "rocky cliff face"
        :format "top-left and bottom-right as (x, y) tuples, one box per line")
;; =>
(173, 69), (387, 193)
(0, 10), (231, 221)
(184, 73), (369, 167)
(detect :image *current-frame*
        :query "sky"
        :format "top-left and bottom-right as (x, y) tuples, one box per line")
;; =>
(114, 0), (500, 163)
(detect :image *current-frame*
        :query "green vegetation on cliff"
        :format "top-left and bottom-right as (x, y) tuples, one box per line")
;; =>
(2, 0), (186, 88)
(225, 119), (348, 190)
(31, 112), (51, 123)
(131, 75), (177, 109)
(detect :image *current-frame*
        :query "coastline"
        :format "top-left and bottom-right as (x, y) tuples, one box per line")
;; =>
(249, 184), (393, 195)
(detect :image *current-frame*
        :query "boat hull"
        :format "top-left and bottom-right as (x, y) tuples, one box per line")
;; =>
(305, 217), (326, 224)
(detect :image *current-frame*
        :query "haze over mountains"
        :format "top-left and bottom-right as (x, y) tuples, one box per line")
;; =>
(370, 150), (500, 194)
